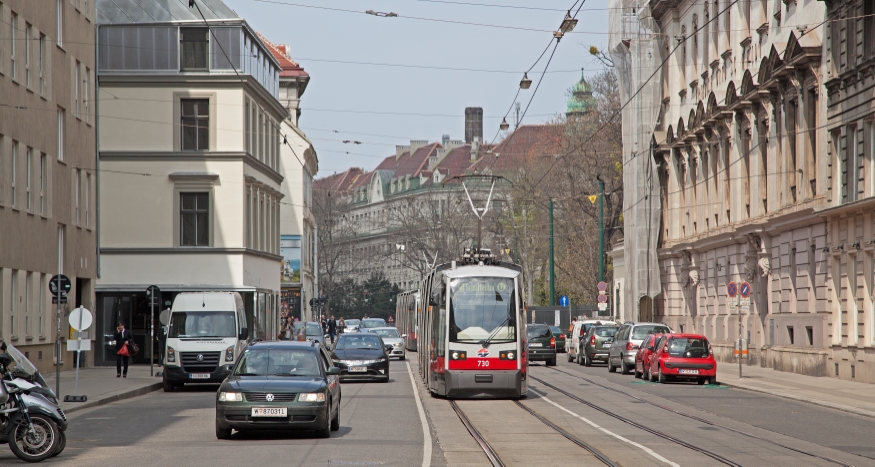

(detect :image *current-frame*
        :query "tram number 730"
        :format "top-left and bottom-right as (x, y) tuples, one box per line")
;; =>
(477, 359), (490, 367)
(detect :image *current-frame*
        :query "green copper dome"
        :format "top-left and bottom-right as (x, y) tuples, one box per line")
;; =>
(566, 69), (596, 116)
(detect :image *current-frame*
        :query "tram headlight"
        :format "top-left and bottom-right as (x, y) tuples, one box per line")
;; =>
(450, 351), (467, 360)
(499, 351), (516, 360)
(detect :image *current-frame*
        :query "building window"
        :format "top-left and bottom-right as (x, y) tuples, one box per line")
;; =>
(25, 23), (31, 88)
(245, 98), (250, 154)
(39, 274), (45, 336)
(74, 60), (80, 117)
(74, 168), (80, 225)
(57, 108), (65, 160)
(39, 34), (45, 95)
(180, 193), (209, 246)
(25, 272), (30, 336)
(181, 99), (209, 150)
(57, 226), (65, 274)
(10, 12), (17, 80)
(85, 172), (90, 228)
(39, 153), (45, 215)
(84, 67), (90, 123)
(10, 270), (16, 337)
(180, 28), (209, 71)
(11, 140), (17, 207)
(25, 147), (32, 212)
(56, 0), (63, 46)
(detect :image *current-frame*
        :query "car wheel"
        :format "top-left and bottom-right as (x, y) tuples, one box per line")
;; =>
(634, 365), (642, 378)
(316, 408), (331, 438)
(547, 357), (557, 367)
(577, 351), (584, 366)
(584, 354), (592, 367)
(697, 377), (706, 385)
(163, 376), (174, 392)
(620, 359), (631, 375)
(330, 408), (340, 431)
(658, 366), (666, 384)
(400, 355), (406, 361)
(607, 361), (616, 372)
(643, 366), (650, 381)
(215, 420), (232, 440)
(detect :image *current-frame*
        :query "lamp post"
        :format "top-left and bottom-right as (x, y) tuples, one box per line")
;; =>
(549, 197), (555, 306)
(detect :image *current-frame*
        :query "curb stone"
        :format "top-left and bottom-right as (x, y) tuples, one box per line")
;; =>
(718, 380), (875, 420)
(61, 382), (164, 415)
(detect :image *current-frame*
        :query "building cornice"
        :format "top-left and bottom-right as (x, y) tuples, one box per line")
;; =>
(100, 247), (282, 262)
(100, 151), (284, 184)
(815, 197), (875, 219)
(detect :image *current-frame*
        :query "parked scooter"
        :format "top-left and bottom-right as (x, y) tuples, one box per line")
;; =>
(0, 341), (67, 462)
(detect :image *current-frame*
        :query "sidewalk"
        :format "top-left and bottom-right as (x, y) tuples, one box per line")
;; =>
(717, 362), (875, 419)
(43, 365), (164, 414)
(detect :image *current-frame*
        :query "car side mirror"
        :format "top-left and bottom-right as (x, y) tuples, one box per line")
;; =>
(238, 327), (249, 340)
(402, 334), (408, 339)
(326, 367), (341, 375)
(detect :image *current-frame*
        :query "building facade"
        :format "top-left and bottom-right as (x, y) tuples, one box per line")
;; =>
(94, 0), (284, 365)
(0, 0), (97, 373)
(612, 0), (843, 377)
(822, 0), (875, 383)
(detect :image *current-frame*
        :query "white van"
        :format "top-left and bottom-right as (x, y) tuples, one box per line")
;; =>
(566, 319), (618, 362)
(162, 292), (249, 391)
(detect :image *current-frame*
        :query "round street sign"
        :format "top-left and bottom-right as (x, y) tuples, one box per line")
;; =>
(68, 307), (93, 331)
(740, 281), (751, 299)
(597, 294), (608, 303)
(146, 285), (161, 306)
(727, 281), (738, 298)
(48, 275), (72, 297)
(159, 309), (171, 326)
(597, 281), (608, 292)
(559, 295), (570, 307)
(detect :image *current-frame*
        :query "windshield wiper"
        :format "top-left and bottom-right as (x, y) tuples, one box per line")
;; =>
(479, 317), (511, 348)
(235, 372), (261, 376)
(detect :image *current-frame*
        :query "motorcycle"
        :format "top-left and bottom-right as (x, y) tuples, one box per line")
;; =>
(0, 341), (67, 462)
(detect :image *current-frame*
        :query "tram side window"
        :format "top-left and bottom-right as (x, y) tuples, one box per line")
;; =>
(432, 281), (446, 357)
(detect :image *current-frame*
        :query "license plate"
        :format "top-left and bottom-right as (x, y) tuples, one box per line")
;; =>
(349, 367), (367, 372)
(529, 343), (542, 347)
(679, 369), (699, 375)
(189, 373), (210, 379)
(602, 343), (611, 348)
(251, 407), (287, 417)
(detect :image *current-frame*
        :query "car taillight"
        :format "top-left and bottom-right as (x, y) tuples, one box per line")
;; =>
(550, 337), (556, 348)
(626, 342), (638, 351)
(590, 336), (596, 345)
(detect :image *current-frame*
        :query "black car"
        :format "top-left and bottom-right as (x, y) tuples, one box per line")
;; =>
(215, 341), (341, 439)
(526, 324), (557, 366)
(330, 333), (390, 382)
(357, 318), (387, 333)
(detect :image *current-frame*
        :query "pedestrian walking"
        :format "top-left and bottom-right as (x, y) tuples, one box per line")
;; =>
(282, 315), (294, 340)
(321, 315), (328, 335)
(327, 315), (337, 344)
(568, 316), (577, 336)
(115, 322), (132, 378)
(338, 317), (346, 335)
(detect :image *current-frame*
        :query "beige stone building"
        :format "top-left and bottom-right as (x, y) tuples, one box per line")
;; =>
(94, 0), (284, 365)
(0, 0), (97, 373)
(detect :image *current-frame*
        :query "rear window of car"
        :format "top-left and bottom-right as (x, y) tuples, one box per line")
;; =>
(527, 326), (552, 338)
(550, 326), (563, 334)
(631, 325), (670, 339)
(667, 338), (710, 357)
(360, 319), (387, 328)
(592, 327), (618, 337)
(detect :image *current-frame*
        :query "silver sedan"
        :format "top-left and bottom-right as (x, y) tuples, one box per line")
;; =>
(370, 327), (406, 360)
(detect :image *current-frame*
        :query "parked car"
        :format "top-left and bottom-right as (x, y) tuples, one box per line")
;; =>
(550, 326), (567, 354)
(608, 322), (672, 374)
(578, 325), (619, 366)
(566, 320), (617, 362)
(526, 324), (557, 366)
(634, 333), (665, 380)
(647, 333), (716, 385)
(330, 333), (390, 382)
(358, 318), (387, 332)
(215, 341), (341, 439)
(370, 327), (406, 360)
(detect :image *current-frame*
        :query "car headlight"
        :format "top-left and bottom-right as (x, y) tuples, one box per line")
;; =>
(393, 342), (402, 347)
(225, 346), (234, 362)
(167, 346), (176, 363)
(298, 393), (326, 402)
(377, 358), (387, 362)
(218, 392), (242, 402)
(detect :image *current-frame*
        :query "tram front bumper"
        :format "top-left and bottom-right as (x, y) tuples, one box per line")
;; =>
(445, 370), (523, 398)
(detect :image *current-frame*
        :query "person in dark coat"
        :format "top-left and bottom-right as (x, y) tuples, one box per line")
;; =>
(115, 322), (132, 378)
(327, 316), (338, 344)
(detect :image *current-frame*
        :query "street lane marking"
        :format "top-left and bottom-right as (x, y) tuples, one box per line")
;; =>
(406, 361), (432, 467)
(530, 388), (679, 467)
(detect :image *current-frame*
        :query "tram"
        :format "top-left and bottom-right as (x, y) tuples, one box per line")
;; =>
(418, 248), (527, 399)
(395, 290), (420, 351)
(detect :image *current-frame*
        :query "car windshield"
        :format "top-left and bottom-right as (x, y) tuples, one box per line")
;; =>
(449, 277), (517, 343)
(294, 323), (323, 336)
(527, 326), (552, 338)
(168, 311), (236, 338)
(592, 327), (618, 338)
(631, 325), (671, 340)
(335, 334), (383, 350)
(345, 319), (361, 326)
(234, 348), (322, 376)
(360, 320), (386, 329)
(667, 338), (710, 358)
(372, 329), (400, 338)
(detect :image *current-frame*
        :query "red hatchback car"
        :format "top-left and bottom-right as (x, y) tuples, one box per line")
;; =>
(634, 333), (664, 380)
(647, 333), (716, 385)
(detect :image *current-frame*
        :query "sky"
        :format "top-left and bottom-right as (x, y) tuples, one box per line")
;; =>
(225, 0), (611, 176)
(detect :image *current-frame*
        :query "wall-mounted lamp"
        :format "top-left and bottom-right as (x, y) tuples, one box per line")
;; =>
(715, 262), (723, 271)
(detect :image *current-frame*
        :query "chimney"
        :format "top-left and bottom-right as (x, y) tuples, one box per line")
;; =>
(465, 107), (483, 144)
(442, 134), (450, 146)
(471, 136), (480, 161)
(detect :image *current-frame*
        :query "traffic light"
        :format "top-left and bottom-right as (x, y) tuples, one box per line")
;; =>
(309, 298), (315, 307)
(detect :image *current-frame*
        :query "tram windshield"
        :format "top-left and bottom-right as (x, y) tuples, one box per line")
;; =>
(448, 277), (517, 343)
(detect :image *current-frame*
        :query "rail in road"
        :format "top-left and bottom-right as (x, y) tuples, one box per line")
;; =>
(449, 398), (620, 467)
(542, 367), (857, 467)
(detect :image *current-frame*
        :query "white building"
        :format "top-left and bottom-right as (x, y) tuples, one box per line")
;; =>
(94, 0), (284, 365)
(259, 37), (319, 322)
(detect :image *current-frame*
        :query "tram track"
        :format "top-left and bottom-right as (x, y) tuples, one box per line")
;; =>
(449, 398), (620, 467)
(541, 366), (859, 467)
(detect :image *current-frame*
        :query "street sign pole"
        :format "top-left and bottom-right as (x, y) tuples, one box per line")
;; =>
(147, 286), (160, 377)
(55, 274), (61, 398)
